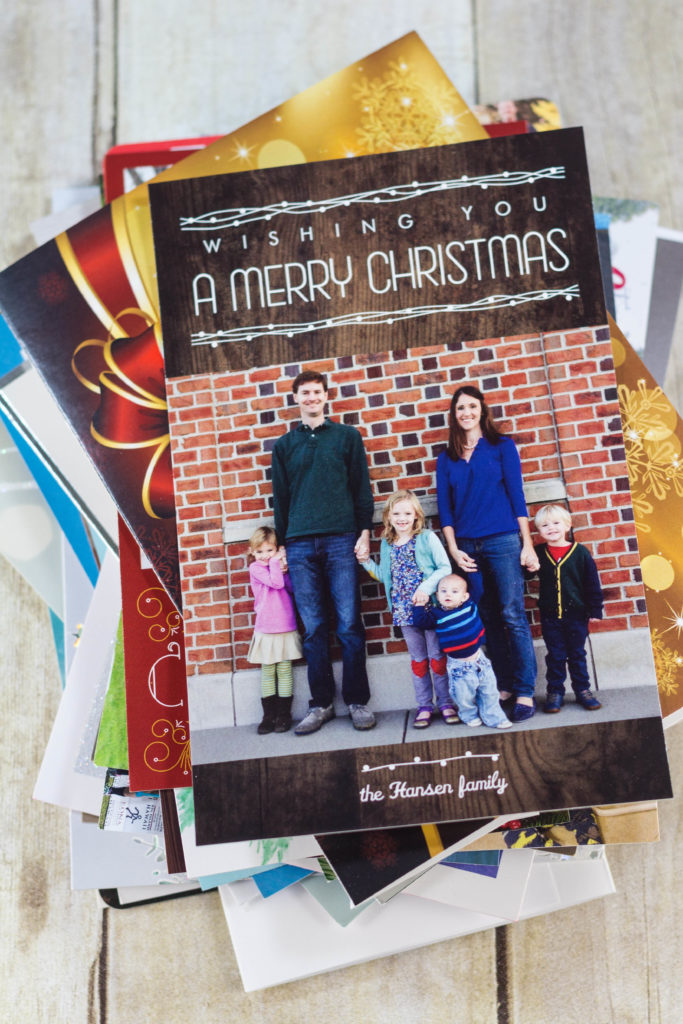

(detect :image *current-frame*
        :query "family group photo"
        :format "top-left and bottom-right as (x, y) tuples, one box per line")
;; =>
(166, 323), (662, 776)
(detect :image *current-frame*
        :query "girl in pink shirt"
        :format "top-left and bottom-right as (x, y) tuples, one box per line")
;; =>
(248, 526), (302, 734)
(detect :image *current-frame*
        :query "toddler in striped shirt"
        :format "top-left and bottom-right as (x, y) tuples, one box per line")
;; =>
(413, 573), (513, 729)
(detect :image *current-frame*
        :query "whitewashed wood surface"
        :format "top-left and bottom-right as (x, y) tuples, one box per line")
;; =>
(1, 2), (681, 1021)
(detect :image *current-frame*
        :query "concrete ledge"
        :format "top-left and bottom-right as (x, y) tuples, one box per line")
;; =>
(589, 627), (657, 690)
(190, 685), (664, 764)
(188, 626), (652, 728)
(222, 479), (567, 543)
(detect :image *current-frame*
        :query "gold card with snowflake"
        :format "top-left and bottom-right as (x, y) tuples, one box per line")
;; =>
(612, 314), (683, 723)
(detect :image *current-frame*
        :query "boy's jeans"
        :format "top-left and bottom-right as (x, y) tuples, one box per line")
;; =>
(541, 616), (591, 693)
(447, 649), (510, 727)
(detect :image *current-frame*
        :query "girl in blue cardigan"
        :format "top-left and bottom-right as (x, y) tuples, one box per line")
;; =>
(358, 489), (458, 728)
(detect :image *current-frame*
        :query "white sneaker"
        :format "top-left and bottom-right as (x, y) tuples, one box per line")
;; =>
(495, 720), (513, 729)
(294, 704), (335, 735)
(348, 704), (376, 730)
(465, 717), (482, 727)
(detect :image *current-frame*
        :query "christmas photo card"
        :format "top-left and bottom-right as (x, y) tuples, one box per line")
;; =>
(150, 128), (672, 843)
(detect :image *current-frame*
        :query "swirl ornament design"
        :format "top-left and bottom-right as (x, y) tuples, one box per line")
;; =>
(137, 586), (182, 641)
(143, 718), (191, 776)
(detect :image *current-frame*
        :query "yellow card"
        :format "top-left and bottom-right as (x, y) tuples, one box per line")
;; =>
(611, 314), (683, 723)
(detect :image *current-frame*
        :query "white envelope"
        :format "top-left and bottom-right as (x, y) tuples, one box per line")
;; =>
(219, 853), (615, 991)
(33, 551), (120, 814)
(403, 848), (536, 921)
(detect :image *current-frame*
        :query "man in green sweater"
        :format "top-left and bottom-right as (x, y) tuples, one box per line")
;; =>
(271, 370), (376, 734)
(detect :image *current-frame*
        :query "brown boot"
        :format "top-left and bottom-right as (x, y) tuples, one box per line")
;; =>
(274, 695), (293, 733)
(257, 696), (277, 734)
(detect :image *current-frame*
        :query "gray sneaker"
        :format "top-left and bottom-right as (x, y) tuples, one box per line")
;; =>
(294, 704), (335, 735)
(348, 704), (376, 730)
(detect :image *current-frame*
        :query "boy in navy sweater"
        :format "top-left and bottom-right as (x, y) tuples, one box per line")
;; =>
(413, 574), (512, 729)
(532, 505), (604, 713)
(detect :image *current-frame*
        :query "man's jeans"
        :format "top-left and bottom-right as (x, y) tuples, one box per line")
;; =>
(457, 531), (537, 698)
(286, 532), (370, 708)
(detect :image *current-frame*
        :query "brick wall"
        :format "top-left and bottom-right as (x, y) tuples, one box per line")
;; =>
(167, 325), (647, 675)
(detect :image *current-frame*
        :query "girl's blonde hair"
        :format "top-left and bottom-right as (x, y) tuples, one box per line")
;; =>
(534, 504), (572, 530)
(248, 525), (278, 556)
(381, 489), (426, 543)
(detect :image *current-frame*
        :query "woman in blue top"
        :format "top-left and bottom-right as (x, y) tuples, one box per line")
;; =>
(436, 385), (539, 721)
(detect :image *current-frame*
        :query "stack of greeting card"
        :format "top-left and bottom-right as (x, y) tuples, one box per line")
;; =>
(1, 32), (679, 990)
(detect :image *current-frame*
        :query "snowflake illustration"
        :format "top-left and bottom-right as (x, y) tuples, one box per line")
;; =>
(650, 628), (682, 698)
(38, 270), (69, 304)
(619, 382), (683, 531)
(351, 58), (474, 154)
(137, 527), (181, 606)
(618, 380), (672, 442)
(360, 830), (400, 869)
(639, 440), (683, 501)
(630, 492), (654, 533)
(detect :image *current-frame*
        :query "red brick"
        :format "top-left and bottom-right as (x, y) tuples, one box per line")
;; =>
(500, 372), (529, 389)
(603, 600), (637, 616)
(248, 367), (284, 382)
(390, 417), (427, 433)
(392, 447), (428, 463)
(176, 378), (213, 394)
(197, 660), (233, 675)
(397, 474), (433, 490)
(580, 450), (610, 465)
(358, 379), (394, 395)
(241, 498), (270, 512)
(628, 615), (650, 629)
(177, 506), (204, 522)
(600, 539), (627, 554)
(334, 369), (368, 385)
(213, 373), (247, 389)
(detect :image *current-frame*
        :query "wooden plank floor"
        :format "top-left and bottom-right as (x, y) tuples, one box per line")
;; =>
(1, 2), (681, 1020)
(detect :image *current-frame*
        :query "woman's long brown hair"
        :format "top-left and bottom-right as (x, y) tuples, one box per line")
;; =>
(446, 384), (504, 460)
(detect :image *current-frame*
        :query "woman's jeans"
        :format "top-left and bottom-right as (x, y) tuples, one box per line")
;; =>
(286, 532), (370, 708)
(457, 531), (537, 698)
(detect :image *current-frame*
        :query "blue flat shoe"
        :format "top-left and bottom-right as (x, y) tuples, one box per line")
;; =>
(511, 698), (536, 722)
(544, 691), (564, 714)
(576, 689), (601, 710)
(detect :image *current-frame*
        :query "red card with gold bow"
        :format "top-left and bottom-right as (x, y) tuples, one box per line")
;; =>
(0, 33), (486, 609)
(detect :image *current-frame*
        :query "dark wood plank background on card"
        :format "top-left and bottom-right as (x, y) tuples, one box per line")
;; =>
(152, 129), (606, 379)
(3, 3), (682, 1022)
(315, 819), (494, 905)
(192, 717), (672, 843)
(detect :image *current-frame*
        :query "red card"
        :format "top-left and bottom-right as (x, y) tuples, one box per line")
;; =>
(119, 515), (191, 790)
(102, 135), (220, 204)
